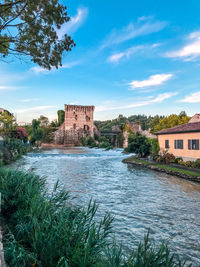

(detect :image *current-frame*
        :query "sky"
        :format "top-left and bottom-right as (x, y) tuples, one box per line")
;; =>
(1, 0), (200, 123)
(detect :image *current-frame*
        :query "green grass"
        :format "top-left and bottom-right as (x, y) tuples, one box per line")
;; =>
(0, 167), (191, 266)
(124, 157), (200, 178)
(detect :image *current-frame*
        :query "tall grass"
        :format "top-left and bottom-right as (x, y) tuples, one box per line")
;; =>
(0, 168), (190, 266)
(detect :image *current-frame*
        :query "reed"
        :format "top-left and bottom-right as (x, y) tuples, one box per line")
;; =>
(0, 167), (190, 266)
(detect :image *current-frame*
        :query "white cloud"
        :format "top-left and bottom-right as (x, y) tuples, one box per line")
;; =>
(129, 73), (173, 89)
(166, 31), (200, 61)
(0, 86), (24, 91)
(101, 17), (167, 49)
(57, 7), (88, 38)
(179, 91), (200, 103)
(20, 98), (40, 103)
(96, 92), (177, 112)
(108, 43), (159, 63)
(31, 61), (81, 74)
(16, 106), (56, 114)
(108, 45), (144, 63)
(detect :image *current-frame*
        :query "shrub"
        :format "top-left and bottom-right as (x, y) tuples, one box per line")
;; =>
(175, 157), (183, 164)
(163, 152), (176, 164)
(80, 136), (96, 147)
(1, 138), (31, 164)
(125, 132), (151, 157)
(0, 168), (188, 266)
(193, 159), (200, 169)
(184, 161), (193, 168)
(155, 155), (164, 163)
(149, 138), (160, 159)
(155, 152), (176, 164)
(178, 159), (184, 165)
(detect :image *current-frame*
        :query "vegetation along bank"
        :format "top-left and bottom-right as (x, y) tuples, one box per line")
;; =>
(0, 167), (191, 266)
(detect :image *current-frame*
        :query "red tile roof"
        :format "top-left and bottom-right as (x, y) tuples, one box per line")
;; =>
(155, 122), (200, 135)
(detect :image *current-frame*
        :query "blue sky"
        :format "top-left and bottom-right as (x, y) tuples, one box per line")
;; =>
(1, 0), (200, 122)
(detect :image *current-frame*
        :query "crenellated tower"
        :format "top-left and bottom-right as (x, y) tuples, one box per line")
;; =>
(54, 104), (95, 146)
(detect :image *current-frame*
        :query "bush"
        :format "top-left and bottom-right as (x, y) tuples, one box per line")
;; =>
(193, 159), (200, 169)
(155, 152), (176, 164)
(0, 168), (188, 266)
(184, 161), (193, 168)
(81, 136), (97, 147)
(175, 157), (183, 164)
(149, 138), (160, 159)
(125, 132), (151, 157)
(1, 138), (31, 164)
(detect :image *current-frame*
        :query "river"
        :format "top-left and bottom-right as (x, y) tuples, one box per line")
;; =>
(12, 147), (200, 265)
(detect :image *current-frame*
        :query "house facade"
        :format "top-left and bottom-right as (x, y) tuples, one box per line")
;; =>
(156, 114), (200, 161)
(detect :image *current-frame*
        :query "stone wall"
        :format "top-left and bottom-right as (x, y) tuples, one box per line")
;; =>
(54, 104), (95, 146)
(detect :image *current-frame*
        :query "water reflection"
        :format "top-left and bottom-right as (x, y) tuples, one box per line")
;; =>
(11, 147), (200, 265)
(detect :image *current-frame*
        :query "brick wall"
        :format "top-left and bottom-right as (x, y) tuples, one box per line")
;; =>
(54, 104), (95, 145)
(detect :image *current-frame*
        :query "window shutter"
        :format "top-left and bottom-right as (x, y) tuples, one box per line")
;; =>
(197, 140), (199, 150)
(174, 140), (176, 149)
(188, 140), (191, 150)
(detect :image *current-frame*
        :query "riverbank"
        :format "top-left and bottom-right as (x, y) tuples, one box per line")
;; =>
(123, 156), (200, 183)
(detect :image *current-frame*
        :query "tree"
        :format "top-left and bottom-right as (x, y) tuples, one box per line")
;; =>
(38, 115), (49, 127)
(149, 115), (161, 133)
(30, 119), (43, 144)
(57, 109), (65, 126)
(125, 132), (151, 157)
(0, 111), (16, 134)
(179, 111), (187, 119)
(153, 114), (190, 133)
(0, 0), (75, 69)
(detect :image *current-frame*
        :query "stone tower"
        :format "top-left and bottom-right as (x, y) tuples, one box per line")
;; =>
(54, 104), (95, 146)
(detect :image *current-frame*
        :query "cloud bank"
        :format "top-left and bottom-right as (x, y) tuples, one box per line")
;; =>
(129, 73), (173, 89)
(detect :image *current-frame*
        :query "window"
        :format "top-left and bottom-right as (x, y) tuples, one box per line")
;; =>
(84, 125), (89, 131)
(174, 140), (183, 149)
(75, 115), (78, 120)
(188, 139), (199, 150)
(165, 140), (169, 149)
(86, 116), (90, 121)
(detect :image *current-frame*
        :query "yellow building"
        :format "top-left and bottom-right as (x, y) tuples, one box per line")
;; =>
(156, 114), (200, 161)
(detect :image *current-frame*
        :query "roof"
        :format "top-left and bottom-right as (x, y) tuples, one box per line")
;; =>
(155, 122), (200, 135)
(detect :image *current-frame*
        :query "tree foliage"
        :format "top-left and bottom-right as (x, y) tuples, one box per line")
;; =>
(57, 109), (65, 126)
(153, 113), (190, 133)
(0, 111), (16, 134)
(0, 0), (75, 69)
(125, 132), (151, 157)
(38, 115), (49, 127)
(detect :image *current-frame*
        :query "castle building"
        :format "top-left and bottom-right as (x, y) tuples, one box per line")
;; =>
(54, 104), (95, 146)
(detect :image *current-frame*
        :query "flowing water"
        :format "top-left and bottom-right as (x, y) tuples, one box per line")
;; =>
(12, 147), (200, 265)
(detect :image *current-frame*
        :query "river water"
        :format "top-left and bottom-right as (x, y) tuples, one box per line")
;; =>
(12, 147), (200, 265)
